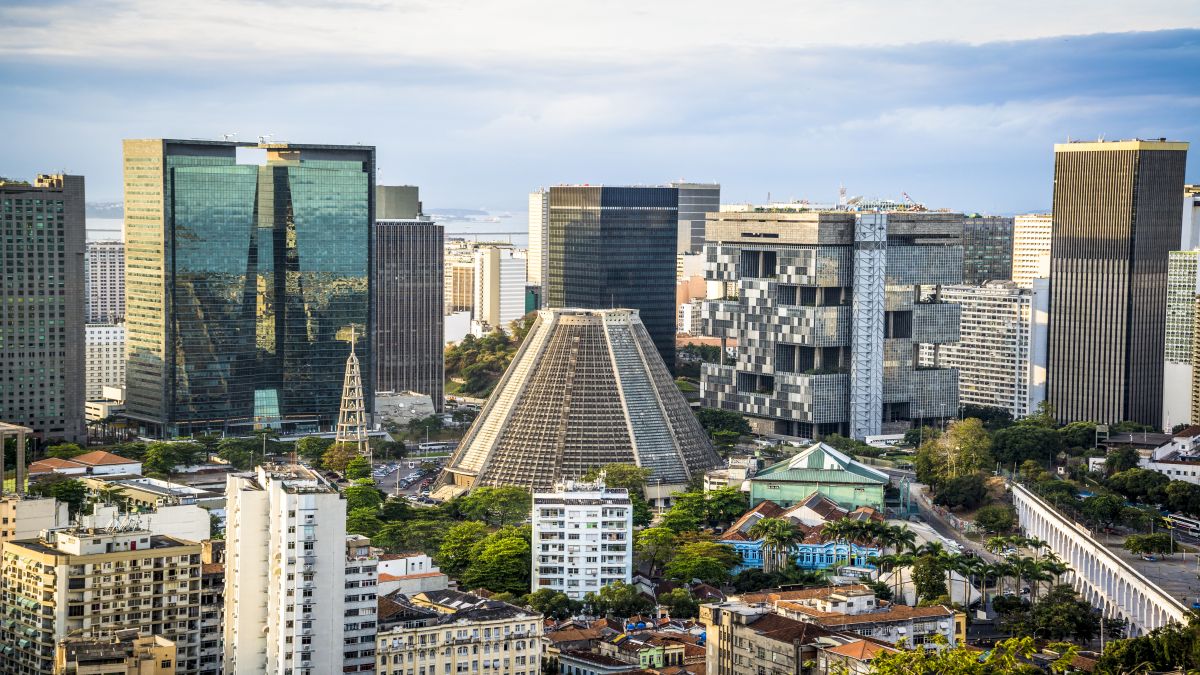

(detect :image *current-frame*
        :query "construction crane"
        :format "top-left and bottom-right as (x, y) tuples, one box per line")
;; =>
(901, 192), (926, 211)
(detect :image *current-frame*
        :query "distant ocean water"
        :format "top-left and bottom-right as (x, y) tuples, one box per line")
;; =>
(86, 212), (529, 248)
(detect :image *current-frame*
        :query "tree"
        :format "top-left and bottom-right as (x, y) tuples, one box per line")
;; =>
(1096, 614), (1200, 674)
(295, 436), (334, 464)
(911, 553), (948, 602)
(660, 508), (701, 533)
(1004, 584), (1100, 643)
(1166, 480), (1200, 517)
(993, 424), (1061, 467)
(1081, 494), (1126, 529)
(321, 442), (362, 474)
(461, 527), (531, 595)
(346, 507), (383, 537)
(373, 519), (447, 555)
(960, 404), (1015, 431)
(457, 486), (531, 527)
(975, 504), (1016, 534)
(1123, 533), (1173, 557)
(45, 443), (86, 459)
(27, 475), (86, 517)
(437, 521), (490, 576)
(1105, 446), (1141, 475)
(216, 438), (256, 470)
(868, 636), (1046, 674)
(658, 588), (699, 619)
(705, 486), (750, 525)
(343, 482), (385, 512)
(932, 473), (987, 510)
(585, 581), (654, 619)
(583, 464), (654, 526)
(664, 541), (739, 584)
(695, 408), (751, 437)
(345, 456), (372, 481)
(1106, 468), (1169, 506)
(524, 589), (581, 620)
(143, 441), (184, 476)
(1058, 421), (1098, 453)
(748, 517), (800, 574)
(634, 527), (678, 576)
(379, 497), (415, 522)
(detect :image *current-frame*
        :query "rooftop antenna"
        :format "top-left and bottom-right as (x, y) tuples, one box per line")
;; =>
(222, 132), (238, 141)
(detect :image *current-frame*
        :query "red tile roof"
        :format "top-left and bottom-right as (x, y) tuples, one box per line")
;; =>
(824, 639), (897, 660)
(28, 457), (86, 473)
(720, 501), (786, 541)
(72, 450), (138, 467)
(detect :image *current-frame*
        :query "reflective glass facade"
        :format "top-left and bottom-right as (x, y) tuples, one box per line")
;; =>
(123, 140), (374, 437)
(546, 186), (678, 367)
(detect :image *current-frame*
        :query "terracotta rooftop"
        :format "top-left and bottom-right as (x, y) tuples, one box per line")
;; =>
(72, 450), (138, 466)
(742, 585), (872, 604)
(546, 625), (609, 644)
(823, 639), (897, 660)
(787, 491), (847, 521)
(781, 601), (954, 627)
(379, 571), (446, 582)
(28, 457), (86, 473)
(720, 501), (786, 542)
(1173, 425), (1200, 438)
(377, 595), (408, 622)
(746, 612), (834, 644)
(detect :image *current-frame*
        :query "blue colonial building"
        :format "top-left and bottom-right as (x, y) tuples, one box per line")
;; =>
(719, 497), (882, 573)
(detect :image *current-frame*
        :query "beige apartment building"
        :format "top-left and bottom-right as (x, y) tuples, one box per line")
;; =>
(0, 527), (202, 675)
(55, 630), (176, 675)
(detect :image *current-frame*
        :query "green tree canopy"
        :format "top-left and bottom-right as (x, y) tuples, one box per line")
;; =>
(346, 507), (384, 537)
(585, 581), (654, 620)
(664, 541), (739, 584)
(634, 527), (678, 576)
(27, 475), (86, 518)
(345, 456), (373, 481)
(1104, 446), (1141, 475)
(658, 588), (699, 619)
(524, 589), (581, 620)
(1081, 493), (1126, 529)
(321, 442), (362, 474)
(460, 526), (532, 595)
(1106, 468), (1169, 506)
(295, 436), (334, 463)
(437, 521), (490, 577)
(45, 443), (86, 459)
(932, 473), (987, 510)
(694, 408), (751, 437)
(343, 482), (385, 512)
(457, 486), (531, 527)
(993, 423), (1061, 467)
(974, 504), (1016, 534)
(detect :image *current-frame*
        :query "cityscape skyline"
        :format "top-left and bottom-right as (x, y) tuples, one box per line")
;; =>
(1, 3), (1198, 211)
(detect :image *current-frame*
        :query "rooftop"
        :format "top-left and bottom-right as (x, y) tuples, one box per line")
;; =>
(823, 639), (898, 661)
(72, 450), (139, 467)
(752, 443), (890, 486)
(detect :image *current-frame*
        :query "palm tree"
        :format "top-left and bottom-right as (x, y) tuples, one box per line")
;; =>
(820, 519), (853, 565)
(871, 552), (915, 604)
(887, 524), (918, 554)
(956, 555), (985, 608)
(1034, 557), (1068, 601)
(748, 517), (801, 574)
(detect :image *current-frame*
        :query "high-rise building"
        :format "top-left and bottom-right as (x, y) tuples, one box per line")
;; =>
(374, 218), (444, 410)
(0, 174), (86, 442)
(376, 185), (421, 220)
(224, 465), (348, 675)
(527, 188), (549, 288)
(122, 139), (374, 438)
(1165, 250), (1200, 430)
(1011, 214), (1053, 287)
(86, 240), (125, 323)
(546, 186), (679, 368)
(961, 215), (1013, 284)
(920, 280), (1049, 419)
(86, 323), (126, 400)
(344, 535), (378, 674)
(671, 181), (721, 254)
(472, 246), (526, 335)
(1182, 185), (1200, 250)
(0, 527), (202, 675)
(1047, 140), (1189, 426)
(701, 209), (963, 439)
(440, 308), (720, 504)
(531, 478), (633, 600)
(198, 541), (225, 675)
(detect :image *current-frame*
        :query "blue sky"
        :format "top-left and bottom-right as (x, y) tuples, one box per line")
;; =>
(1, 0), (1198, 212)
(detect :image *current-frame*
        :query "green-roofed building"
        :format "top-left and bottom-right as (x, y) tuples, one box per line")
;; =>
(747, 442), (889, 510)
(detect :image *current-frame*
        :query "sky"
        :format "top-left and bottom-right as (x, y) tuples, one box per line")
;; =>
(1, 0), (1199, 213)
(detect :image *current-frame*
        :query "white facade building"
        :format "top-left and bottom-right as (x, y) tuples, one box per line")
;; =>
(86, 239), (124, 323)
(921, 280), (1049, 418)
(1164, 249), (1200, 430)
(1011, 214), (1052, 287)
(224, 465), (348, 675)
(531, 478), (633, 600)
(1183, 185), (1200, 251)
(85, 323), (125, 400)
(345, 535), (379, 673)
(678, 301), (703, 335)
(528, 188), (548, 287)
(472, 246), (527, 335)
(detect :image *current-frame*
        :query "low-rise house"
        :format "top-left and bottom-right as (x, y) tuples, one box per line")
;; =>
(746, 443), (889, 510)
(377, 551), (449, 595)
(29, 450), (142, 479)
(720, 499), (881, 572)
(815, 638), (898, 674)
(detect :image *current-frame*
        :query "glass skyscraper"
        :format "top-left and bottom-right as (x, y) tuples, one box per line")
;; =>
(123, 140), (374, 438)
(545, 185), (679, 368)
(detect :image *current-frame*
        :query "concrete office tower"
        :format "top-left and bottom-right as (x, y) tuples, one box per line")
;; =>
(122, 139), (374, 438)
(0, 175), (86, 443)
(528, 188), (549, 287)
(344, 535), (378, 674)
(86, 240), (125, 323)
(1165, 251), (1200, 429)
(1011, 214), (1053, 287)
(1183, 185), (1200, 250)
(472, 245), (526, 335)
(962, 215), (1014, 284)
(376, 185), (421, 219)
(86, 323), (126, 400)
(546, 186), (679, 368)
(531, 478), (633, 599)
(374, 219), (444, 410)
(440, 309), (720, 502)
(920, 280), (1049, 419)
(701, 210), (963, 440)
(1047, 140), (1189, 426)
(0, 527), (202, 675)
(671, 181), (721, 254)
(224, 465), (348, 675)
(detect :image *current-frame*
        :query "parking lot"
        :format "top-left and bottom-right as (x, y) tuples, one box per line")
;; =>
(372, 458), (446, 504)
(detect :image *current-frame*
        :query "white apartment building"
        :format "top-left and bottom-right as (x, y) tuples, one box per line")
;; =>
(345, 535), (379, 673)
(531, 479), (633, 600)
(86, 323), (126, 400)
(1164, 249), (1200, 430)
(86, 239), (124, 323)
(921, 280), (1049, 419)
(472, 246), (527, 336)
(527, 188), (548, 287)
(1011, 214), (1052, 287)
(224, 465), (348, 675)
(678, 301), (703, 335)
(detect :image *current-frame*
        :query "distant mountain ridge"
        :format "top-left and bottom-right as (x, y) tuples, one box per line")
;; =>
(87, 202), (123, 218)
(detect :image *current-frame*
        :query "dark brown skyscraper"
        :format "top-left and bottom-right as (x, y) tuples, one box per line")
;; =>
(373, 217), (444, 410)
(1047, 140), (1188, 426)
